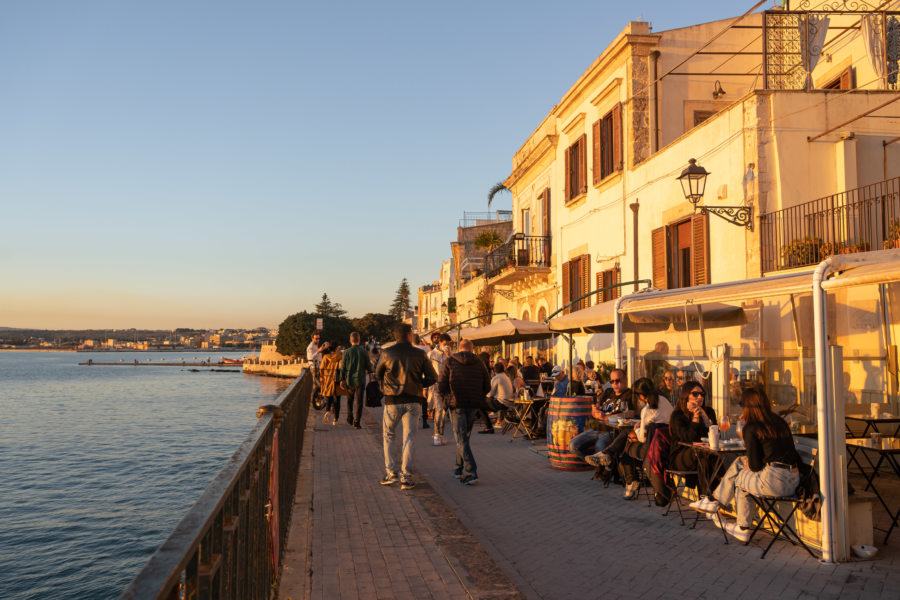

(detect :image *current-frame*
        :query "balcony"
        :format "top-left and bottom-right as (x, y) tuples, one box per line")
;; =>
(760, 177), (900, 272)
(483, 234), (551, 284)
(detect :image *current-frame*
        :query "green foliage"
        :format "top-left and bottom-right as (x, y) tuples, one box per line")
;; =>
(351, 313), (398, 344)
(476, 285), (494, 327)
(390, 278), (411, 320)
(276, 311), (354, 356)
(487, 182), (509, 209)
(473, 230), (504, 251)
(315, 292), (347, 318)
(780, 236), (825, 268)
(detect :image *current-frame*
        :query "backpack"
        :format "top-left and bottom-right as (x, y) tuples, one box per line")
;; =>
(365, 380), (384, 407)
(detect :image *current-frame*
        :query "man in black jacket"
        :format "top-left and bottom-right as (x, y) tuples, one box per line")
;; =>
(375, 323), (438, 490)
(438, 339), (491, 485)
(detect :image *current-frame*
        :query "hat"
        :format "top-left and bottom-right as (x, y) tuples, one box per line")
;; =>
(550, 365), (562, 377)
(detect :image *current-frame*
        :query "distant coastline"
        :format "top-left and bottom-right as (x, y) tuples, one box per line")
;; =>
(0, 348), (249, 353)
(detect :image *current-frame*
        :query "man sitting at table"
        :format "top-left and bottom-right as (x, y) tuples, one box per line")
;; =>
(550, 366), (569, 397)
(520, 356), (542, 393)
(568, 368), (633, 463)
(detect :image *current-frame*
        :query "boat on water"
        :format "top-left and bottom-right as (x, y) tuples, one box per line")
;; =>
(221, 357), (243, 365)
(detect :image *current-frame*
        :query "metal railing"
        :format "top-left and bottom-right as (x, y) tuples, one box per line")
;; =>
(120, 369), (313, 600)
(760, 177), (900, 272)
(483, 234), (551, 280)
(458, 210), (512, 228)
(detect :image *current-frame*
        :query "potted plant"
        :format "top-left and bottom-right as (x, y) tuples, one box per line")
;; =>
(884, 220), (900, 249)
(780, 236), (825, 268)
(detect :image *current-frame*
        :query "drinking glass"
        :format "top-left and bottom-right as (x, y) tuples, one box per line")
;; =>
(719, 415), (731, 438)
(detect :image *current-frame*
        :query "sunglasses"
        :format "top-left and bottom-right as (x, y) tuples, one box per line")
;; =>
(610, 379), (622, 384)
(690, 391), (705, 398)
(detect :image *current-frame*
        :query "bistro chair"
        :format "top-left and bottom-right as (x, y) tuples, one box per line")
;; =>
(664, 470), (700, 527)
(741, 447), (819, 559)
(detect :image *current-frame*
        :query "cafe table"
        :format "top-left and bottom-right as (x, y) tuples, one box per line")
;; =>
(845, 415), (900, 438)
(845, 437), (900, 543)
(684, 440), (746, 544)
(508, 397), (548, 444)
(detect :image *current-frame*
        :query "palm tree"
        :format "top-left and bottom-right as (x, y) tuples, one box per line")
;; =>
(474, 230), (504, 251)
(487, 182), (509, 209)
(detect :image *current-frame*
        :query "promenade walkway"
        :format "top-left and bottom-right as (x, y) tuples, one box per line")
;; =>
(281, 406), (900, 600)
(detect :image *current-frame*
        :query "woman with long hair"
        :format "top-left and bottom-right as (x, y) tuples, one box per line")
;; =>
(661, 381), (717, 503)
(696, 386), (801, 542)
(605, 377), (673, 500)
(319, 342), (343, 426)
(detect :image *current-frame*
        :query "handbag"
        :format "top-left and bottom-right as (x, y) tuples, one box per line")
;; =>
(365, 380), (383, 407)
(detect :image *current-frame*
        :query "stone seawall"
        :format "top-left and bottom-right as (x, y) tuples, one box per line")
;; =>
(242, 357), (305, 378)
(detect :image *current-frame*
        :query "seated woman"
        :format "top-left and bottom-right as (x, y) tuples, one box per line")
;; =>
(596, 378), (673, 499)
(657, 381), (717, 504)
(570, 364), (586, 396)
(506, 365), (525, 397)
(695, 386), (801, 542)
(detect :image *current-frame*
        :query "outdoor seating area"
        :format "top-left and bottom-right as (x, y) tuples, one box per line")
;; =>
(455, 249), (900, 564)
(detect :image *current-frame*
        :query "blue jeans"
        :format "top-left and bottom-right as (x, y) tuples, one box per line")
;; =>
(382, 402), (421, 481)
(568, 429), (614, 459)
(450, 408), (478, 476)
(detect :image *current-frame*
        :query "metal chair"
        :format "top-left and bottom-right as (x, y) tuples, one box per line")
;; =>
(664, 470), (700, 527)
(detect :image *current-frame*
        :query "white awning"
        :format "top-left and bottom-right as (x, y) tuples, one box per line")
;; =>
(547, 301), (617, 334)
(462, 318), (553, 345)
(822, 250), (900, 290)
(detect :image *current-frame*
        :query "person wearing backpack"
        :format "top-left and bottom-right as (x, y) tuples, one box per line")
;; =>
(339, 331), (372, 429)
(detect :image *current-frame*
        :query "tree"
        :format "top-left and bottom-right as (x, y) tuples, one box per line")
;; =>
(473, 230), (504, 251)
(351, 312), (398, 344)
(315, 292), (347, 318)
(487, 182), (509, 209)
(276, 310), (354, 356)
(389, 279), (411, 320)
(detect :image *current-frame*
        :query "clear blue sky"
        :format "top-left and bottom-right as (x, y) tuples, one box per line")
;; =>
(1, 0), (759, 329)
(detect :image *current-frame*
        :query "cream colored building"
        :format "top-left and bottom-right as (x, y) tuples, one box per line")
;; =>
(475, 9), (900, 368)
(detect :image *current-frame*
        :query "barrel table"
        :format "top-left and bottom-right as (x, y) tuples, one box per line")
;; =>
(546, 396), (593, 470)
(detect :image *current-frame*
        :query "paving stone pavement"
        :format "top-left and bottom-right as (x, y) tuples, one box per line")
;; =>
(413, 416), (900, 600)
(279, 406), (525, 600)
(282, 406), (900, 599)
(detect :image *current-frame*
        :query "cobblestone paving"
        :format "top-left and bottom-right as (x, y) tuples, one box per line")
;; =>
(279, 407), (524, 600)
(413, 414), (900, 600)
(283, 406), (900, 599)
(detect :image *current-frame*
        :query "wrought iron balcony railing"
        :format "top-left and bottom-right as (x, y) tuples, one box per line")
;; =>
(760, 176), (900, 272)
(483, 234), (551, 280)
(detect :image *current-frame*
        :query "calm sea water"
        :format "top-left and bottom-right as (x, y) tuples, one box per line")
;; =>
(0, 351), (290, 600)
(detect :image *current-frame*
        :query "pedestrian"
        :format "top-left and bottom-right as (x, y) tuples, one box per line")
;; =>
(376, 323), (437, 490)
(412, 334), (432, 430)
(339, 331), (372, 429)
(439, 338), (491, 485)
(427, 333), (453, 446)
(306, 332), (323, 365)
(320, 343), (343, 426)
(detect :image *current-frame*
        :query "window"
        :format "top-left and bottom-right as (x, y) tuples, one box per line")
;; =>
(822, 66), (854, 90)
(539, 187), (552, 259)
(693, 110), (716, 127)
(595, 266), (621, 303)
(651, 214), (709, 290)
(521, 208), (530, 235)
(592, 103), (622, 183)
(561, 254), (590, 314)
(564, 135), (587, 202)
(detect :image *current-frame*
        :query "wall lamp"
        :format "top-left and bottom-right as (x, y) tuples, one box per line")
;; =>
(678, 158), (753, 230)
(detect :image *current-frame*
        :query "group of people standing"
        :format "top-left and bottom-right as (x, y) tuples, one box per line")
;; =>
(568, 368), (803, 543)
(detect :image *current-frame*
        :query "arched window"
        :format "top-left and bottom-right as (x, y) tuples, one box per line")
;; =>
(522, 311), (530, 322)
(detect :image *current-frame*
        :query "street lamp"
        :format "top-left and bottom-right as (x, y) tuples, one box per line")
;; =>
(677, 158), (753, 230)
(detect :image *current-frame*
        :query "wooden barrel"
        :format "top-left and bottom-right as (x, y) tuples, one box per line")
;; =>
(546, 396), (594, 471)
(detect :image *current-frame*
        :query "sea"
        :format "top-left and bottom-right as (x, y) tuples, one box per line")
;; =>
(0, 350), (291, 600)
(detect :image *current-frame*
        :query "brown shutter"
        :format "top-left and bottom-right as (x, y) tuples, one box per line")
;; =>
(592, 121), (601, 185)
(651, 226), (669, 290)
(561, 260), (571, 314)
(612, 266), (621, 299)
(839, 66), (854, 90)
(596, 271), (604, 304)
(564, 147), (570, 201)
(578, 135), (588, 195)
(612, 102), (623, 172)
(542, 188), (551, 236)
(580, 253), (591, 308)
(691, 214), (709, 286)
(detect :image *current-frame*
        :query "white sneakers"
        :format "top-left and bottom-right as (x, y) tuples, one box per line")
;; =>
(725, 522), (752, 542)
(623, 481), (640, 499)
(433, 434), (443, 446)
(692, 496), (721, 513)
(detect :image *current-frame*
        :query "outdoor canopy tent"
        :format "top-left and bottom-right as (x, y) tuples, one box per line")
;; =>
(547, 298), (746, 334)
(461, 318), (553, 346)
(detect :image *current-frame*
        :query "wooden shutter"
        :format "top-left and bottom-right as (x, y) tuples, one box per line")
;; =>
(542, 188), (551, 236)
(612, 266), (620, 299)
(580, 253), (591, 309)
(592, 120), (602, 185)
(561, 260), (571, 314)
(578, 135), (588, 195)
(612, 102), (623, 172)
(564, 146), (570, 201)
(691, 214), (709, 286)
(839, 66), (854, 90)
(596, 271), (604, 304)
(651, 226), (669, 290)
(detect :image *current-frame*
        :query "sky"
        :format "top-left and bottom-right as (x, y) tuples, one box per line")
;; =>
(1, 0), (763, 330)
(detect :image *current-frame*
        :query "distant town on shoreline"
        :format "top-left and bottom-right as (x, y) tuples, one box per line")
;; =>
(0, 327), (276, 352)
